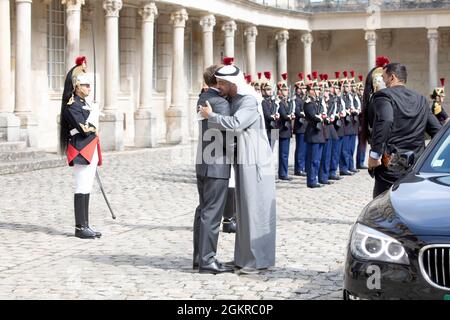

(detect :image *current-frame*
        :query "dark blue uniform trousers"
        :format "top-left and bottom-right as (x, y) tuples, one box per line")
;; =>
(348, 134), (357, 171)
(319, 138), (332, 184)
(339, 135), (351, 173)
(278, 137), (290, 178)
(306, 142), (324, 186)
(330, 137), (342, 178)
(294, 133), (307, 173)
(356, 137), (366, 167)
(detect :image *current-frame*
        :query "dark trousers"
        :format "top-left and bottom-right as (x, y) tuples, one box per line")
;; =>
(319, 138), (332, 183)
(193, 175), (229, 267)
(330, 137), (342, 177)
(294, 133), (307, 173)
(278, 137), (290, 178)
(357, 138), (367, 167)
(306, 142), (324, 186)
(373, 165), (404, 199)
(348, 134), (357, 171)
(223, 187), (235, 220)
(339, 135), (351, 173)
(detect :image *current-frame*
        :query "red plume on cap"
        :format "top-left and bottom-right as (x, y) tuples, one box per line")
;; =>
(343, 70), (348, 78)
(350, 70), (355, 78)
(257, 72), (262, 80)
(335, 71), (340, 79)
(298, 72), (304, 80)
(324, 74), (329, 81)
(264, 71), (271, 80)
(440, 78), (445, 87)
(307, 74), (312, 81)
(376, 56), (390, 68)
(281, 72), (288, 80)
(312, 71), (318, 80)
(75, 56), (86, 66)
(247, 75), (253, 83)
(223, 57), (234, 65)
(359, 75), (363, 82)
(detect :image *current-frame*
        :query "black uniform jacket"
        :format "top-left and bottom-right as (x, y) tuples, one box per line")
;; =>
(294, 95), (307, 134)
(342, 93), (355, 136)
(304, 99), (326, 144)
(326, 98), (338, 140)
(262, 96), (277, 135)
(63, 95), (102, 166)
(333, 95), (345, 137)
(278, 98), (293, 139)
(369, 85), (442, 157)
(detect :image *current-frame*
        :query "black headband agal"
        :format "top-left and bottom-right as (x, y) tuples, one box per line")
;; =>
(215, 66), (240, 77)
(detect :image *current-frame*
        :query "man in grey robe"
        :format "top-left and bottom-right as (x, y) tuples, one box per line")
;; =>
(194, 64), (234, 274)
(200, 64), (277, 274)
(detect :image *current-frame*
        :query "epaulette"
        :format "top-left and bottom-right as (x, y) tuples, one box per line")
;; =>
(67, 96), (75, 106)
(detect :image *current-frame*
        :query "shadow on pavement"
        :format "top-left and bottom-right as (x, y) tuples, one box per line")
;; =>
(0, 221), (72, 237)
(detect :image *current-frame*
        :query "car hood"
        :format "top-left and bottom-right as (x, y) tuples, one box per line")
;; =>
(389, 173), (450, 236)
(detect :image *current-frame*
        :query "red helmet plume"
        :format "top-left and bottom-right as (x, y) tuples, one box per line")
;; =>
(358, 75), (363, 82)
(343, 70), (348, 78)
(440, 78), (445, 87)
(376, 56), (390, 68)
(281, 72), (288, 80)
(75, 56), (86, 66)
(312, 71), (318, 79)
(298, 72), (304, 80)
(257, 72), (262, 80)
(223, 57), (234, 65)
(335, 71), (340, 79)
(264, 71), (271, 80)
(350, 70), (355, 78)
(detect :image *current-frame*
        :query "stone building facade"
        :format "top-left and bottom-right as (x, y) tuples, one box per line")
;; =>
(1, 0), (450, 151)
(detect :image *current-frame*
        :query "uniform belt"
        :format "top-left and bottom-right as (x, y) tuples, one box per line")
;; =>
(70, 128), (80, 136)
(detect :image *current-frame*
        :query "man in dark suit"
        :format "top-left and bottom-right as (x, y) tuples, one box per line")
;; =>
(193, 64), (234, 274)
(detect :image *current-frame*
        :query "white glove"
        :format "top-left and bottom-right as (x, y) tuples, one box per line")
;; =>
(86, 102), (100, 128)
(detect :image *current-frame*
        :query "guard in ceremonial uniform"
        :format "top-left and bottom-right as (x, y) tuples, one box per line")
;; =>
(304, 73), (325, 188)
(431, 78), (448, 125)
(294, 72), (308, 176)
(60, 60), (102, 239)
(261, 71), (279, 149)
(277, 73), (294, 181)
(348, 70), (361, 173)
(318, 74), (334, 185)
(339, 71), (355, 176)
(329, 72), (345, 180)
(355, 75), (368, 169)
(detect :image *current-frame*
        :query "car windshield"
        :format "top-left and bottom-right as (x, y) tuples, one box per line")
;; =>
(420, 127), (450, 173)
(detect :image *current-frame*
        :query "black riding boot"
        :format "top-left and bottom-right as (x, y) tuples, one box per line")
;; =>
(74, 194), (96, 239)
(84, 194), (102, 238)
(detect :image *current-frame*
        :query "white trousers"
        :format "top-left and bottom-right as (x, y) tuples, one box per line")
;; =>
(73, 147), (98, 194)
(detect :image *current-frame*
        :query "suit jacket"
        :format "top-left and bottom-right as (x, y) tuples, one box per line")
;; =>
(196, 88), (231, 179)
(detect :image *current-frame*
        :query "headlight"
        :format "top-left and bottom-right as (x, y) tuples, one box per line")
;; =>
(350, 223), (409, 265)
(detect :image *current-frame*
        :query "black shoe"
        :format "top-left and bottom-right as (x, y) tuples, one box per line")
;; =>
(199, 260), (234, 274)
(307, 183), (323, 188)
(75, 226), (96, 239)
(224, 260), (235, 268)
(319, 181), (334, 185)
(357, 165), (368, 169)
(294, 171), (307, 177)
(329, 175), (342, 181)
(340, 171), (354, 176)
(349, 168), (359, 173)
(193, 262), (199, 269)
(222, 217), (236, 233)
(87, 227), (102, 238)
(279, 176), (293, 181)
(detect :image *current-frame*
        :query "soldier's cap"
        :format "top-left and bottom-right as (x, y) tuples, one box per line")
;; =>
(341, 70), (350, 85)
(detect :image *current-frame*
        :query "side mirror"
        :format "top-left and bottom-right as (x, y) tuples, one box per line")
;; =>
(400, 151), (415, 168)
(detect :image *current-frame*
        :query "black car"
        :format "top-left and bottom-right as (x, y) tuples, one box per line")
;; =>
(344, 121), (450, 300)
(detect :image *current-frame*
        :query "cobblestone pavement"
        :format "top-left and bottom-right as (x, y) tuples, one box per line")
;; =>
(0, 142), (373, 300)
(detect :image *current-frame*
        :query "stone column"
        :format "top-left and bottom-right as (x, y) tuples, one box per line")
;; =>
(222, 20), (236, 58)
(0, 0), (20, 142)
(276, 29), (289, 81)
(134, 2), (158, 148)
(199, 14), (215, 70)
(428, 28), (439, 92)
(244, 25), (258, 79)
(14, 0), (37, 146)
(100, 0), (124, 151)
(165, 8), (188, 144)
(365, 30), (377, 71)
(301, 32), (313, 76)
(62, 0), (84, 72)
